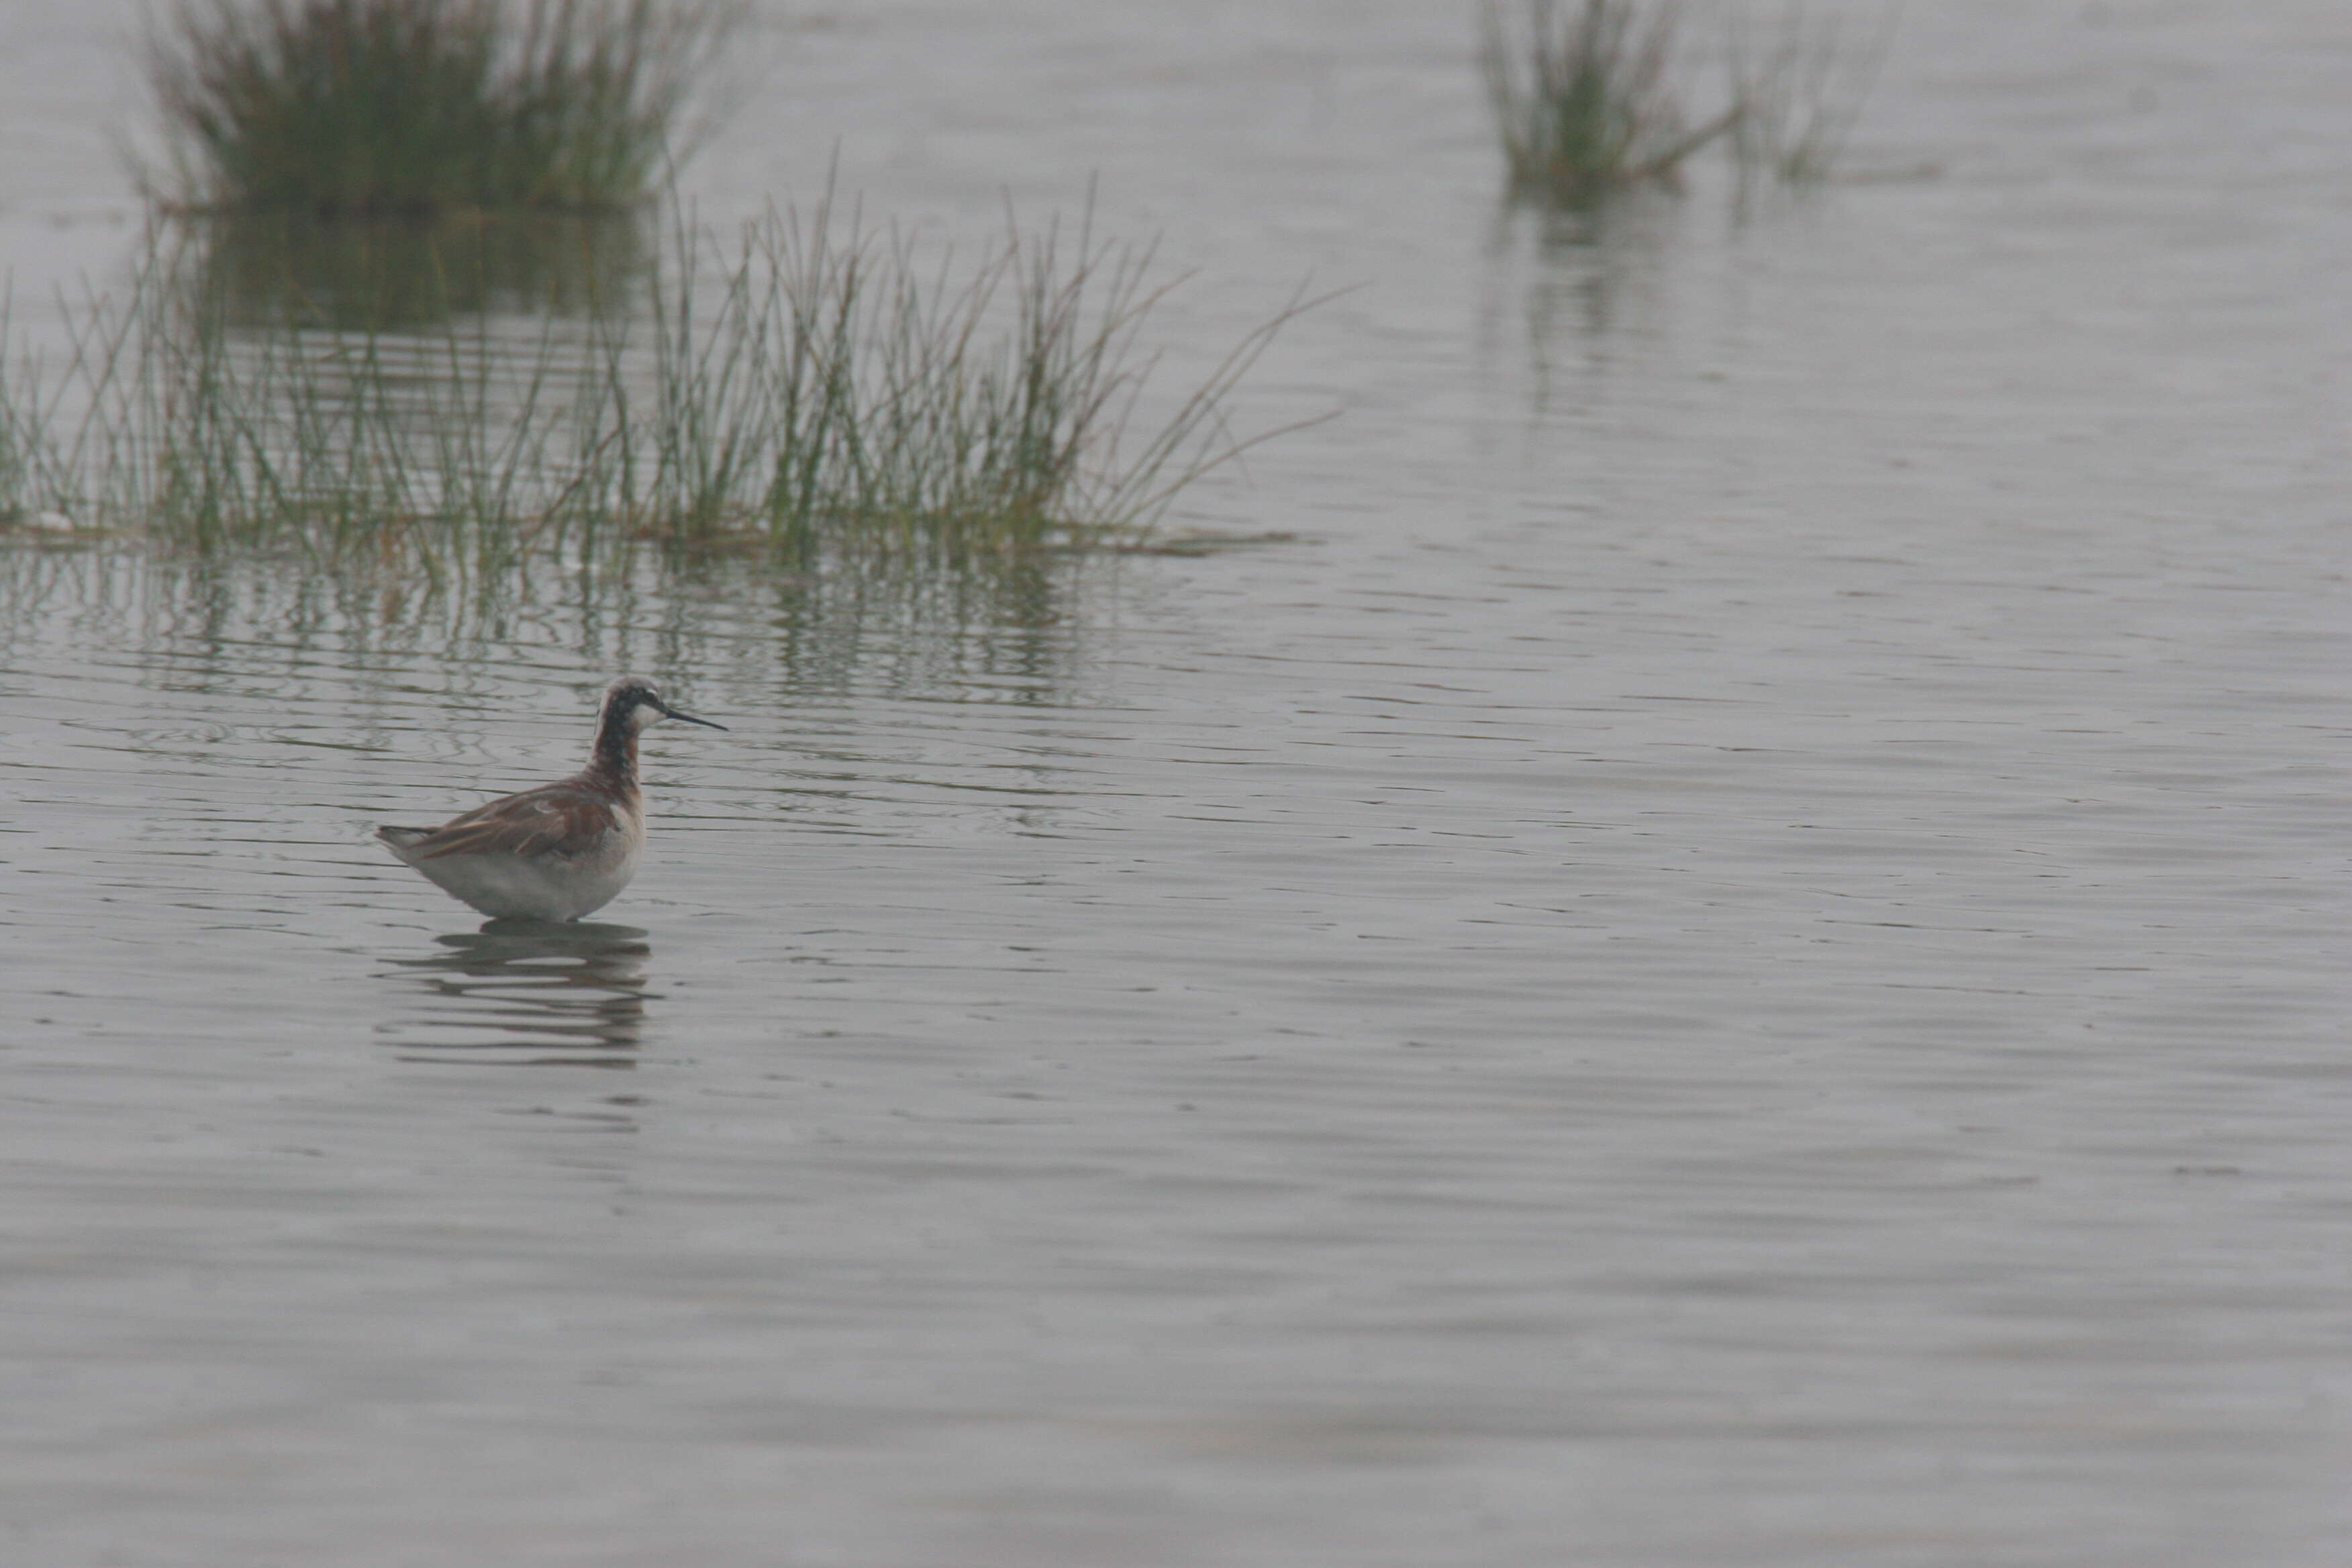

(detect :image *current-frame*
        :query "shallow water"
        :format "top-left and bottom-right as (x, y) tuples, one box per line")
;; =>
(5, 2), (2352, 1565)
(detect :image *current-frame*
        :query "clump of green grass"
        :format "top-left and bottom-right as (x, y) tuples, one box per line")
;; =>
(0, 227), (571, 571)
(0, 197), (1325, 575)
(1481, 0), (1881, 208)
(1481, 0), (1734, 207)
(142, 0), (741, 216)
(592, 197), (1326, 558)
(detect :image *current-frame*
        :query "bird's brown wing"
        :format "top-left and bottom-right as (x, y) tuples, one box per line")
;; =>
(404, 781), (613, 862)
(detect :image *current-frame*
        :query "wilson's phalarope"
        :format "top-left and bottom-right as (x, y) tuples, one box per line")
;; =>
(376, 675), (726, 922)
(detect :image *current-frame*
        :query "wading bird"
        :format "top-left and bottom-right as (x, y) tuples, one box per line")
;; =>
(377, 676), (726, 922)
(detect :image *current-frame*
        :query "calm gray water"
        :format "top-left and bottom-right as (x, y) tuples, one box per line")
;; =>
(5, 2), (2351, 1564)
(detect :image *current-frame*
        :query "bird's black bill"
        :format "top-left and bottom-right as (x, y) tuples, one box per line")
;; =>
(658, 702), (727, 731)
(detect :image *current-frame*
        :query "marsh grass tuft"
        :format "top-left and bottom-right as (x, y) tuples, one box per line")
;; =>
(142, 0), (742, 216)
(0, 197), (1325, 579)
(1481, 0), (1734, 207)
(601, 197), (1327, 559)
(1481, 0), (1883, 208)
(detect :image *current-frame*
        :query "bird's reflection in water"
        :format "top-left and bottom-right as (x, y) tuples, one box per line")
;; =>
(379, 920), (652, 1067)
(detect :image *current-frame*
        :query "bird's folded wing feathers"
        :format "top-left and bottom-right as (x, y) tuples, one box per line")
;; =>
(411, 785), (607, 861)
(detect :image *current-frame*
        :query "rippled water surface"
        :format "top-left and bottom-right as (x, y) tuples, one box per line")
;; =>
(5, 3), (2351, 1564)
